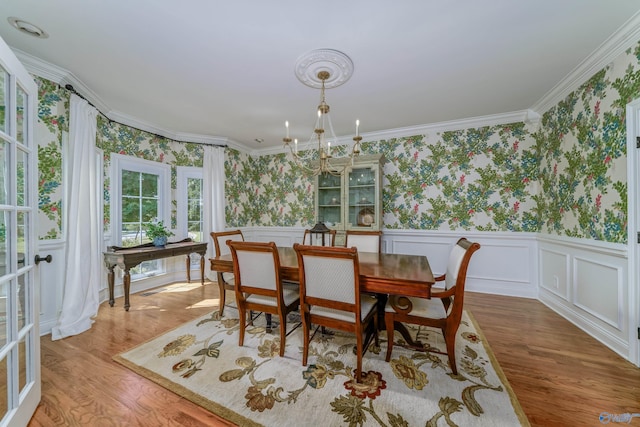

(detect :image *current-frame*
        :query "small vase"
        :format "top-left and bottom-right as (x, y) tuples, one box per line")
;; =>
(153, 236), (167, 247)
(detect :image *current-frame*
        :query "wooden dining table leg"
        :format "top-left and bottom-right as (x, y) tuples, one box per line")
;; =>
(185, 255), (191, 283)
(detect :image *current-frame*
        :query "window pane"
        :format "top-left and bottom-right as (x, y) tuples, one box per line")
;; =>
(187, 178), (201, 197)
(0, 356), (7, 419)
(140, 173), (158, 198)
(0, 67), (6, 134)
(121, 197), (140, 222)
(140, 199), (157, 223)
(121, 170), (140, 196)
(121, 222), (142, 247)
(0, 212), (7, 276)
(187, 200), (201, 222)
(0, 282), (6, 349)
(186, 177), (203, 243)
(16, 86), (26, 143)
(0, 141), (7, 205)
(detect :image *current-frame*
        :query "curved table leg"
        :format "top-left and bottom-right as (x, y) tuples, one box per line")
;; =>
(217, 272), (227, 316)
(387, 295), (427, 349)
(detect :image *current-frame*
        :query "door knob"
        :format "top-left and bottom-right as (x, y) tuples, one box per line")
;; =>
(34, 254), (52, 265)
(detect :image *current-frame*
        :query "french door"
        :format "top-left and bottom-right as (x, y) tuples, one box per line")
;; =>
(0, 36), (40, 425)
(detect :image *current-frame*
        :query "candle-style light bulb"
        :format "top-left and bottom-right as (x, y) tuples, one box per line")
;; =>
(328, 141), (331, 156)
(356, 119), (360, 137)
(294, 138), (298, 154)
(285, 120), (289, 138)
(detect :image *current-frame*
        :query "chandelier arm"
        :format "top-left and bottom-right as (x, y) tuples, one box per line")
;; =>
(283, 66), (361, 177)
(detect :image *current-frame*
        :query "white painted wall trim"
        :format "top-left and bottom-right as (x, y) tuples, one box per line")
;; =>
(626, 98), (640, 366)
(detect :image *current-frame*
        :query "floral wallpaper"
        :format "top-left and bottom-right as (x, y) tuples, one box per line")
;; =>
(34, 39), (640, 244)
(534, 43), (639, 243)
(36, 78), (68, 239)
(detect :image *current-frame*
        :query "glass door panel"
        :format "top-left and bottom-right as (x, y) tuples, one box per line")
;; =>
(0, 67), (6, 134)
(347, 167), (376, 227)
(15, 86), (26, 144)
(316, 173), (342, 227)
(16, 149), (27, 207)
(0, 141), (7, 205)
(0, 35), (40, 426)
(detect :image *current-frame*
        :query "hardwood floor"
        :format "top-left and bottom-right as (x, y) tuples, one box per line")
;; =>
(29, 282), (639, 426)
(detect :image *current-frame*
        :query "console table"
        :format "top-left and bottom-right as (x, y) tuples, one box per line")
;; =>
(104, 238), (207, 311)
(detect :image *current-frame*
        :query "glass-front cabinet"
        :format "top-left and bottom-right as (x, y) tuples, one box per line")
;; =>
(315, 154), (384, 233)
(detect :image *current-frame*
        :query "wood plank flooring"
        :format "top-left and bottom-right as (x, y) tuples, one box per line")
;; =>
(29, 282), (639, 426)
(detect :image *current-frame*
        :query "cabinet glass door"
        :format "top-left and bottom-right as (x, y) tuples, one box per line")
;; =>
(316, 173), (342, 227)
(347, 166), (376, 228)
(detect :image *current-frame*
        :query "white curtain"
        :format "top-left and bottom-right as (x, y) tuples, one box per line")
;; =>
(51, 94), (100, 340)
(203, 145), (226, 280)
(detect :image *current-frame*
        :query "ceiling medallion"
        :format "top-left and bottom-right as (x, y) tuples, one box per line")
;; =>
(284, 49), (361, 177)
(294, 49), (354, 89)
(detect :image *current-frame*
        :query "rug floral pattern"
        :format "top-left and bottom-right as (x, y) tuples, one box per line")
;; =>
(116, 310), (528, 427)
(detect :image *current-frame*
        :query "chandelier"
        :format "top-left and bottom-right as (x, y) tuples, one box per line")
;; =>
(283, 49), (362, 176)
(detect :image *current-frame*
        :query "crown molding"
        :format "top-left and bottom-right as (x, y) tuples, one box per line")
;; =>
(105, 110), (235, 146)
(13, 48), (113, 114)
(531, 11), (640, 115)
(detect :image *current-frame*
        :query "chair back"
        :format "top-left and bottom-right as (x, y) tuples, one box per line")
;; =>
(211, 229), (244, 257)
(444, 238), (481, 315)
(345, 230), (382, 253)
(302, 229), (336, 246)
(294, 244), (361, 316)
(228, 241), (281, 295)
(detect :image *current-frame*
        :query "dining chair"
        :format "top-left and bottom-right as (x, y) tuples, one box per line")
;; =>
(302, 229), (337, 246)
(384, 237), (480, 374)
(228, 241), (300, 357)
(345, 230), (382, 253)
(293, 243), (379, 382)
(211, 229), (244, 316)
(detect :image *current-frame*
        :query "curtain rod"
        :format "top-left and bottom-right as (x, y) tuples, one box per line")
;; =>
(63, 84), (227, 148)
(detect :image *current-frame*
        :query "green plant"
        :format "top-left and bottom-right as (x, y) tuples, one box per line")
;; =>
(143, 220), (174, 240)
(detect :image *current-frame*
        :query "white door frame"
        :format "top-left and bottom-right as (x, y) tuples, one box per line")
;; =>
(626, 98), (640, 367)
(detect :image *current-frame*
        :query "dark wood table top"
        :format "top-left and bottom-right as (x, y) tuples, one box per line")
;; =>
(210, 246), (434, 299)
(104, 240), (208, 270)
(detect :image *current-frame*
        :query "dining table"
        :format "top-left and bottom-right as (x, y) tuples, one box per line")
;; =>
(210, 246), (435, 345)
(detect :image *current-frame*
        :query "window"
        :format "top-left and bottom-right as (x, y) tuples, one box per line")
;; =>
(111, 154), (170, 277)
(177, 167), (203, 266)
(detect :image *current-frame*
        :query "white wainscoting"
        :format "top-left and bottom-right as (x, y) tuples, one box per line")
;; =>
(242, 227), (637, 365)
(36, 239), (66, 334)
(243, 227), (539, 298)
(537, 235), (632, 363)
(41, 227), (636, 365)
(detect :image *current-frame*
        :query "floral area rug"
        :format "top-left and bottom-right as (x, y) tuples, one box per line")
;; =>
(114, 309), (529, 427)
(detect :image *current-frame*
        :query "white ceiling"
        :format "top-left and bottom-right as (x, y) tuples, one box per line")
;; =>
(2, 1), (640, 151)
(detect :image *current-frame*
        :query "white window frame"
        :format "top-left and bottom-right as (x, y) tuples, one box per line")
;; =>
(109, 153), (171, 245)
